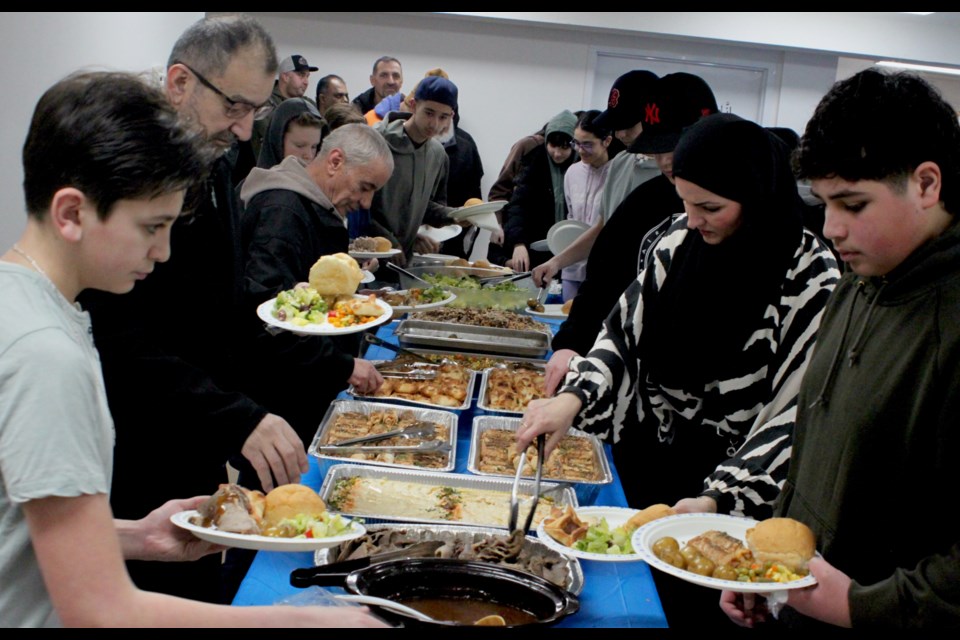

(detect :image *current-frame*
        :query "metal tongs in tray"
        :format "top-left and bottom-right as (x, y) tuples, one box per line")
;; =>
(477, 271), (533, 286)
(499, 433), (546, 561)
(317, 421), (450, 454)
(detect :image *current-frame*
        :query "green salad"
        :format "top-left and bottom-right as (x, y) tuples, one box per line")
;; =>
(273, 286), (329, 326)
(423, 273), (521, 292)
(573, 517), (636, 555)
(262, 512), (354, 539)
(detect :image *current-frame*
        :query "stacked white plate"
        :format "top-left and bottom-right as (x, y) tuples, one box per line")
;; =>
(418, 224), (462, 244)
(547, 220), (591, 254)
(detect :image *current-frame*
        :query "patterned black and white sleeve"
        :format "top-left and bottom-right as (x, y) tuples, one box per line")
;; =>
(702, 230), (841, 518)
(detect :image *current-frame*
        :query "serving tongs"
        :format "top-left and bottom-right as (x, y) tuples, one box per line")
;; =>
(365, 333), (436, 364)
(329, 422), (438, 447)
(503, 433), (546, 560)
(478, 271), (533, 286)
(375, 361), (439, 380)
(385, 261), (432, 286)
(316, 440), (451, 455)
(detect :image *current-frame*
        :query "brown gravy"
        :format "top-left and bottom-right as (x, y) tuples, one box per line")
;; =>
(395, 596), (538, 625)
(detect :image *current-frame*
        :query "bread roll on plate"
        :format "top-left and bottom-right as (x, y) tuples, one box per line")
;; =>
(262, 484), (327, 528)
(309, 253), (363, 295)
(745, 517), (816, 572)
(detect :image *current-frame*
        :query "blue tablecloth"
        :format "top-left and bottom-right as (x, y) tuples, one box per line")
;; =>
(232, 319), (667, 628)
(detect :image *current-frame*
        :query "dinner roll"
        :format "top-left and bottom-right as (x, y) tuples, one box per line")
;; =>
(463, 197), (483, 207)
(262, 484), (327, 528)
(625, 503), (675, 532)
(374, 236), (393, 252)
(308, 252), (363, 295)
(745, 517), (816, 572)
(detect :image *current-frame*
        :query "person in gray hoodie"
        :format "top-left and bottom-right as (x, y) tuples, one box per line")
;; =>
(367, 75), (461, 267)
(238, 123), (393, 447)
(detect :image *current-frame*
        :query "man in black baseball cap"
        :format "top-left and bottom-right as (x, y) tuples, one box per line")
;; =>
(249, 54), (321, 161)
(630, 72), (719, 161)
(533, 69), (660, 291)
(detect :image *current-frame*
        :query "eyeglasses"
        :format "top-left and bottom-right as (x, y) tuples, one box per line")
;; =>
(176, 61), (268, 119)
(570, 140), (597, 152)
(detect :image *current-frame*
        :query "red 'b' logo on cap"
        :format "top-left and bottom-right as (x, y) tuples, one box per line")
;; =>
(608, 88), (620, 109)
(645, 103), (660, 125)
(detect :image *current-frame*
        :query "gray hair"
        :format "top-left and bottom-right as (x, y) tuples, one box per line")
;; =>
(320, 123), (394, 173)
(167, 14), (277, 78)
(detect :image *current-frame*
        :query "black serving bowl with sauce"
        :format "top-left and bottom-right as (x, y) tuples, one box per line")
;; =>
(297, 558), (579, 627)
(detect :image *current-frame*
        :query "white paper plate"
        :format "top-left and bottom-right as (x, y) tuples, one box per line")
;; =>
(524, 303), (567, 319)
(537, 506), (644, 562)
(418, 224), (462, 244)
(547, 220), (591, 255)
(360, 270), (375, 284)
(448, 200), (507, 221)
(257, 294), (393, 336)
(530, 239), (550, 252)
(349, 248), (402, 260)
(170, 510), (366, 552)
(632, 513), (818, 592)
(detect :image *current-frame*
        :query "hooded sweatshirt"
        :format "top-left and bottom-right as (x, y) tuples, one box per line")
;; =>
(237, 155), (357, 444)
(778, 219), (960, 629)
(368, 113), (453, 261)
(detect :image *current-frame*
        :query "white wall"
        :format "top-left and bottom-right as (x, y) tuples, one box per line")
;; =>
(0, 12), (202, 250)
(3, 11), (958, 252)
(235, 12), (844, 207)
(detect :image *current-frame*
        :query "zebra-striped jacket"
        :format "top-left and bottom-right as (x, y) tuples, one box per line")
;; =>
(561, 213), (840, 518)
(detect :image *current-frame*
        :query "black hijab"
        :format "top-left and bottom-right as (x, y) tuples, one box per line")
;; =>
(642, 113), (804, 390)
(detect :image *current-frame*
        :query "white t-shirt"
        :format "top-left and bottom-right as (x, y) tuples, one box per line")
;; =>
(0, 264), (114, 628)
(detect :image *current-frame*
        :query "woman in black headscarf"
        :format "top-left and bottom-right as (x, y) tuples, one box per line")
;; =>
(518, 113), (840, 517)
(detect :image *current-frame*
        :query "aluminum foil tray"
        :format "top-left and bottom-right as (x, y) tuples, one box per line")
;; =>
(308, 400), (458, 473)
(394, 319), (550, 358)
(371, 347), (547, 372)
(347, 361), (475, 411)
(476, 364), (547, 415)
(319, 463), (578, 531)
(314, 522), (584, 595)
(467, 415), (613, 487)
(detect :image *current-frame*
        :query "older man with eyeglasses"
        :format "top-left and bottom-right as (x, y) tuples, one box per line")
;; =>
(78, 15), (313, 605)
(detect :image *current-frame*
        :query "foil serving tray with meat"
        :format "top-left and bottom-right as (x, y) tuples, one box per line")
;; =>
(314, 523), (584, 594)
(347, 360), (475, 411)
(394, 319), (550, 358)
(365, 347), (547, 373)
(468, 415), (613, 486)
(308, 400), (459, 473)
(319, 463), (578, 531)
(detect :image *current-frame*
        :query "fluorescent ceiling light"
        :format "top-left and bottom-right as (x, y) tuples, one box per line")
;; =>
(875, 60), (960, 77)
(901, 12), (935, 15)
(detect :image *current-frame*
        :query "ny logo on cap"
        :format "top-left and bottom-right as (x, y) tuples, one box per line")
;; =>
(296, 56), (308, 66)
(645, 103), (660, 125)
(608, 88), (620, 109)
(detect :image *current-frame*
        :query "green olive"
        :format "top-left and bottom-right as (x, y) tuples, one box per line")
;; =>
(652, 537), (680, 559)
(712, 564), (738, 581)
(688, 556), (716, 577)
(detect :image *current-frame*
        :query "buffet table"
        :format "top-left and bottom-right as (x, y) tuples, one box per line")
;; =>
(232, 319), (667, 628)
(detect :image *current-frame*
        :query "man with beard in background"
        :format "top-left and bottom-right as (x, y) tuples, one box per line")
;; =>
(78, 14), (310, 604)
